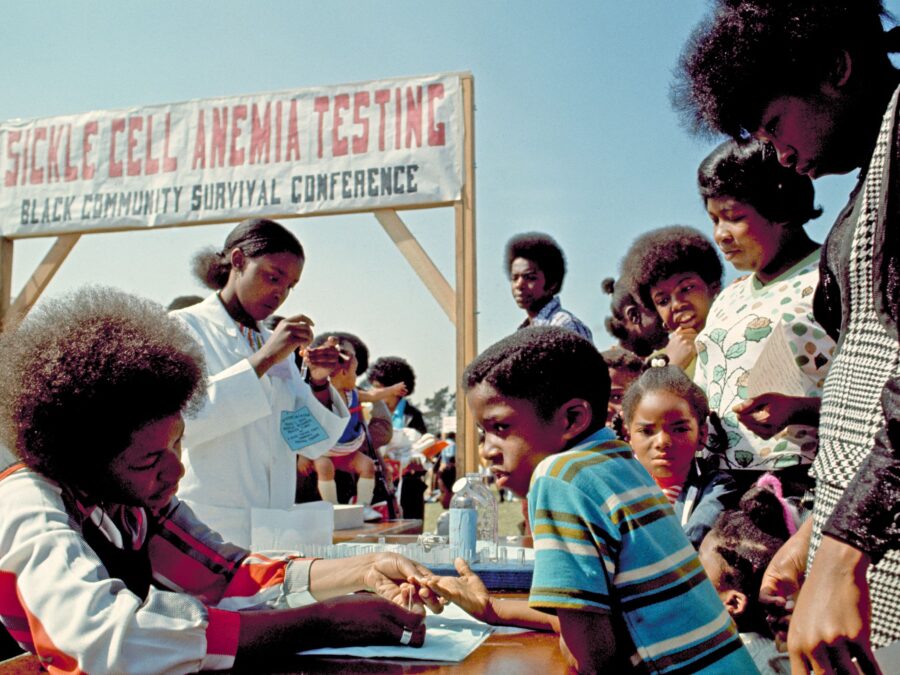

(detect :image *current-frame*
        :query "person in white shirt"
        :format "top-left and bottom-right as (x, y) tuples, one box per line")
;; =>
(172, 218), (350, 547)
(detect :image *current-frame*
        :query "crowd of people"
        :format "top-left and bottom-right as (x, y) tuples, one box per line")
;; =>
(0, 0), (896, 672)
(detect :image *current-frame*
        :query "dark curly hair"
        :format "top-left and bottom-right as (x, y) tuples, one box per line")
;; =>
(368, 356), (416, 396)
(504, 232), (566, 294)
(625, 226), (723, 309)
(621, 363), (728, 456)
(463, 326), (609, 430)
(311, 331), (370, 376)
(698, 139), (823, 226)
(599, 345), (644, 374)
(0, 287), (206, 493)
(192, 218), (305, 290)
(707, 484), (792, 632)
(673, 0), (899, 138)
(601, 277), (668, 357)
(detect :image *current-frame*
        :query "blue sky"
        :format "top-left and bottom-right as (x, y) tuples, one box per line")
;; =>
(1, 1), (889, 406)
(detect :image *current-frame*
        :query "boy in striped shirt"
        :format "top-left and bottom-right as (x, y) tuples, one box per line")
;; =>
(463, 326), (757, 673)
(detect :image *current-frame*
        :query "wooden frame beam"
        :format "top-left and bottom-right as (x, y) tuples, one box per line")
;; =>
(374, 209), (456, 324)
(6, 235), (80, 327)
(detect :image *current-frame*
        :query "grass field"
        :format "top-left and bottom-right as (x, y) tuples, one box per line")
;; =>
(422, 490), (525, 537)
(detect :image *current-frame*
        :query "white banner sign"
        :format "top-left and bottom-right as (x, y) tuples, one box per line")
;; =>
(0, 73), (465, 237)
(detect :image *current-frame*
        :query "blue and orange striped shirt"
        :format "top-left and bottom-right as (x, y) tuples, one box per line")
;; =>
(528, 427), (757, 673)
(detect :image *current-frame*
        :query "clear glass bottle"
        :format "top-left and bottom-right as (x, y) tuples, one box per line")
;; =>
(450, 473), (499, 562)
(469, 473), (499, 561)
(449, 478), (478, 562)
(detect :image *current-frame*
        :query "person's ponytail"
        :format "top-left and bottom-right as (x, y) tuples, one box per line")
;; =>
(192, 247), (230, 290)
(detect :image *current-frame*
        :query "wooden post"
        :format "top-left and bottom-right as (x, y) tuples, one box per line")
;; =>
(0, 238), (12, 331)
(456, 74), (479, 475)
(6, 234), (80, 326)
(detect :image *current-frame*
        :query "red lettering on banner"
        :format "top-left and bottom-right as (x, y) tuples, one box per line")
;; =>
(275, 101), (282, 163)
(109, 118), (125, 178)
(82, 121), (97, 180)
(193, 111), (207, 169)
(47, 126), (62, 182)
(315, 96), (329, 159)
(63, 125), (77, 182)
(127, 116), (142, 176)
(427, 83), (446, 146)
(374, 89), (390, 151)
(5, 131), (21, 187)
(211, 108), (228, 168)
(250, 103), (271, 164)
(353, 92), (370, 154)
(405, 87), (422, 148)
(333, 94), (349, 157)
(162, 114), (176, 173)
(286, 100), (301, 161)
(29, 127), (46, 184)
(230, 105), (246, 166)
(394, 89), (402, 150)
(21, 130), (29, 186)
(145, 115), (159, 175)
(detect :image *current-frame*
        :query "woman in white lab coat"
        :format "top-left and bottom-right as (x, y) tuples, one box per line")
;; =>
(172, 218), (349, 546)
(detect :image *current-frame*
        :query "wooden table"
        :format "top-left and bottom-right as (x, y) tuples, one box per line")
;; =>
(0, 629), (567, 674)
(332, 518), (423, 543)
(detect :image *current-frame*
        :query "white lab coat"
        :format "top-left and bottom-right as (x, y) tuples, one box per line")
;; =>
(171, 294), (348, 547)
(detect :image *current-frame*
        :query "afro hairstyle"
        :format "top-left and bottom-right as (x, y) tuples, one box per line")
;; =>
(0, 286), (206, 493)
(463, 325), (609, 428)
(504, 232), (566, 294)
(624, 226), (723, 309)
(698, 139), (823, 227)
(672, 0), (898, 138)
(368, 356), (416, 396)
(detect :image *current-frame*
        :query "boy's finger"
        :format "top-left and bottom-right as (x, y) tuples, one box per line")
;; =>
(454, 557), (473, 576)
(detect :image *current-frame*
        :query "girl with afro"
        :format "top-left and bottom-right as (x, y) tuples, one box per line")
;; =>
(625, 225), (724, 375)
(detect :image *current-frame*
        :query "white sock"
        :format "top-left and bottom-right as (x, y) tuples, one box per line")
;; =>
(357, 477), (376, 506)
(318, 479), (338, 504)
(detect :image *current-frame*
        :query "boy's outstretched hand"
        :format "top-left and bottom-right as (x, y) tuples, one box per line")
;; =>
(418, 558), (495, 624)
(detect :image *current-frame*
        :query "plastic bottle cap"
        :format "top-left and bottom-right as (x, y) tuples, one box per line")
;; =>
(451, 477), (468, 493)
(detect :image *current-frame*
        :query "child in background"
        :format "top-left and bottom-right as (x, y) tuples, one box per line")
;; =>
(622, 361), (739, 547)
(601, 276), (668, 357)
(599, 345), (643, 436)
(462, 326), (755, 672)
(698, 480), (797, 674)
(306, 332), (392, 515)
(625, 226), (724, 375)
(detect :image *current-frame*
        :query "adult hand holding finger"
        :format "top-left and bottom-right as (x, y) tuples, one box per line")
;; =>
(364, 552), (445, 614)
(420, 558), (495, 623)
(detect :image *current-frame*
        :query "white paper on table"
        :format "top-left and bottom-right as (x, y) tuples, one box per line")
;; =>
(296, 603), (493, 662)
(745, 323), (809, 399)
(250, 502), (333, 552)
